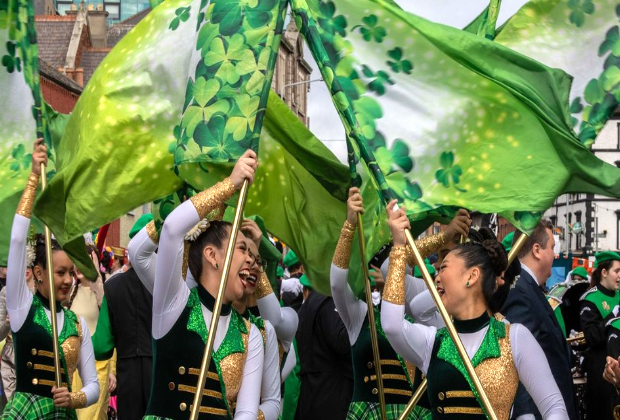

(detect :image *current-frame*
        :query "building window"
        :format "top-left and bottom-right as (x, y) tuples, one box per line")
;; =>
(103, 0), (120, 20)
(575, 211), (582, 250)
(617, 122), (620, 149)
(57, 1), (73, 14)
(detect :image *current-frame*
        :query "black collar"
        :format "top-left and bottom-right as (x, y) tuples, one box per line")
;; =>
(598, 284), (617, 298)
(453, 312), (490, 334)
(36, 291), (62, 313)
(196, 284), (231, 316)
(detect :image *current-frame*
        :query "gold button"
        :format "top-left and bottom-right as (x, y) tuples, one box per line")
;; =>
(178, 366), (186, 375)
(32, 378), (38, 385)
(168, 382), (175, 391)
(438, 392), (445, 401)
(372, 388), (378, 395)
(364, 376), (369, 383)
(179, 402), (187, 411)
(31, 349), (37, 356)
(26, 362), (33, 369)
(437, 407), (443, 414)
(367, 362), (373, 369)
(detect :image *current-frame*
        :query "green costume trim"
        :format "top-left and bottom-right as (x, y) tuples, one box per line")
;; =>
(583, 287), (620, 318)
(187, 288), (247, 416)
(92, 296), (115, 360)
(31, 295), (79, 392)
(2, 391), (77, 419)
(435, 317), (506, 416)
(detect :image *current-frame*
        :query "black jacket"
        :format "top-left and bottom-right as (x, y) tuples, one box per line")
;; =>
(295, 291), (353, 420)
(501, 268), (577, 420)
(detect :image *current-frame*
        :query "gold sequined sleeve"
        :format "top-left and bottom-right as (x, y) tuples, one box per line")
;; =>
(16, 173), (39, 218)
(407, 231), (447, 266)
(332, 221), (356, 269)
(383, 246), (408, 305)
(255, 272), (274, 299)
(69, 391), (87, 409)
(189, 178), (236, 220)
(145, 220), (159, 244)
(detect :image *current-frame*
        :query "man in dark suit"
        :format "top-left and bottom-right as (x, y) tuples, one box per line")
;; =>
(295, 275), (353, 420)
(501, 220), (577, 420)
(92, 215), (154, 420)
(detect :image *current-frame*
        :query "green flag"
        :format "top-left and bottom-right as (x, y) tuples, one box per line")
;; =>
(0, 0), (58, 266)
(494, 0), (620, 148)
(291, 0), (620, 237)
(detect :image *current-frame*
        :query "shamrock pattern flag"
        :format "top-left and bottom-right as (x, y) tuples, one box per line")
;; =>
(0, 0), (57, 266)
(290, 0), (620, 242)
(495, 0), (620, 148)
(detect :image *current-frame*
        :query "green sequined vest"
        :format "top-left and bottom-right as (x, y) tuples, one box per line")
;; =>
(426, 314), (519, 420)
(14, 294), (80, 398)
(145, 287), (250, 420)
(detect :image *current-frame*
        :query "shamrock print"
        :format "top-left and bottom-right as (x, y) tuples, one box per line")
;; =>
(435, 151), (466, 192)
(353, 15), (386, 43)
(387, 48), (413, 74)
(2, 41), (21, 73)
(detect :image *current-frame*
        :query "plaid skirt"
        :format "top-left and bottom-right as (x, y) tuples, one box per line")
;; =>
(346, 401), (432, 420)
(1, 392), (77, 420)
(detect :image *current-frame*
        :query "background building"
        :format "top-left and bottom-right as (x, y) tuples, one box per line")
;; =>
(544, 113), (620, 255)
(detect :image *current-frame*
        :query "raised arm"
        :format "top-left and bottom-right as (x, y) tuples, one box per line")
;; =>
(255, 274), (298, 352)
(152, 179), (236, 338)
(7, 140), (46, 332)
(511, 323), (568, 419)
(127, 222), (160, 294)
(330, 187), (367, 344)
(380, 203), (436, 372)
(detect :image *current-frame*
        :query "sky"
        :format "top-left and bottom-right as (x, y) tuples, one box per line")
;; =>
(304, 0), (529, 162)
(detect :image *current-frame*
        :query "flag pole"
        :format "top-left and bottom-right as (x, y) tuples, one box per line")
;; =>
(39, 162), (62, 388)
(357, 213), (387, 420)
(398, 229), (529, 420)
(189, 179), (249, 420)
(403, 228), (498, 420)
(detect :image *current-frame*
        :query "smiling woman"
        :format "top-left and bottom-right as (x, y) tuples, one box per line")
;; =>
(380, 203), (568, 420)
(3, 140), (99, 419)
(142, 150), (265, 420)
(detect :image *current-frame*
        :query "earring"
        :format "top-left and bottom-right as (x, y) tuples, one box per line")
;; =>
(466, 280), (470, 288)
(214, 263), (219, 269)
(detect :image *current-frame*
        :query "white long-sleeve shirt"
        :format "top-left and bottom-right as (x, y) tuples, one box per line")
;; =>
(256, 286), (298, 353)
(380, 300), (568, 419)
(258, 320), (281, 420)
(153, 200), (263, 419)
(7, 214), (99, 406)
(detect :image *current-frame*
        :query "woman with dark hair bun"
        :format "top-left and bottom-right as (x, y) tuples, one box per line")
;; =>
(579, 251), (620, 420)
(381, 202), (567, 419)
(143, 150), (264, 420)
(3, 139), (99, 418)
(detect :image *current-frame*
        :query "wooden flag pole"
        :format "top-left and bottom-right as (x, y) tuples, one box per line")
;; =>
(398, 229), (529, 420)
(40, 162), (63, 388)
(189, 180), (249, 420)
(357, 213), (387, 420)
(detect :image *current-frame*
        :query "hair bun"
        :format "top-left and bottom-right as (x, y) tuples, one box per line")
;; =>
(481, 239), (507, 276)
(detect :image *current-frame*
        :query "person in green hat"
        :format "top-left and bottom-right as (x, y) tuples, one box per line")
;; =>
(580, 251), (620, 420)
(571, 266), (589, 282)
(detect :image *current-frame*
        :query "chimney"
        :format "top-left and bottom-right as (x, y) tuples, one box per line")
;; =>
(87, 8), (109, 48)
(73, 68), (84, 86)
(65, 68), (74, 80)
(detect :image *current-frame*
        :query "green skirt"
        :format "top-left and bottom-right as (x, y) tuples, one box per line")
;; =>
(1, 392), (77, 420)
(346, 401), (432, 420)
